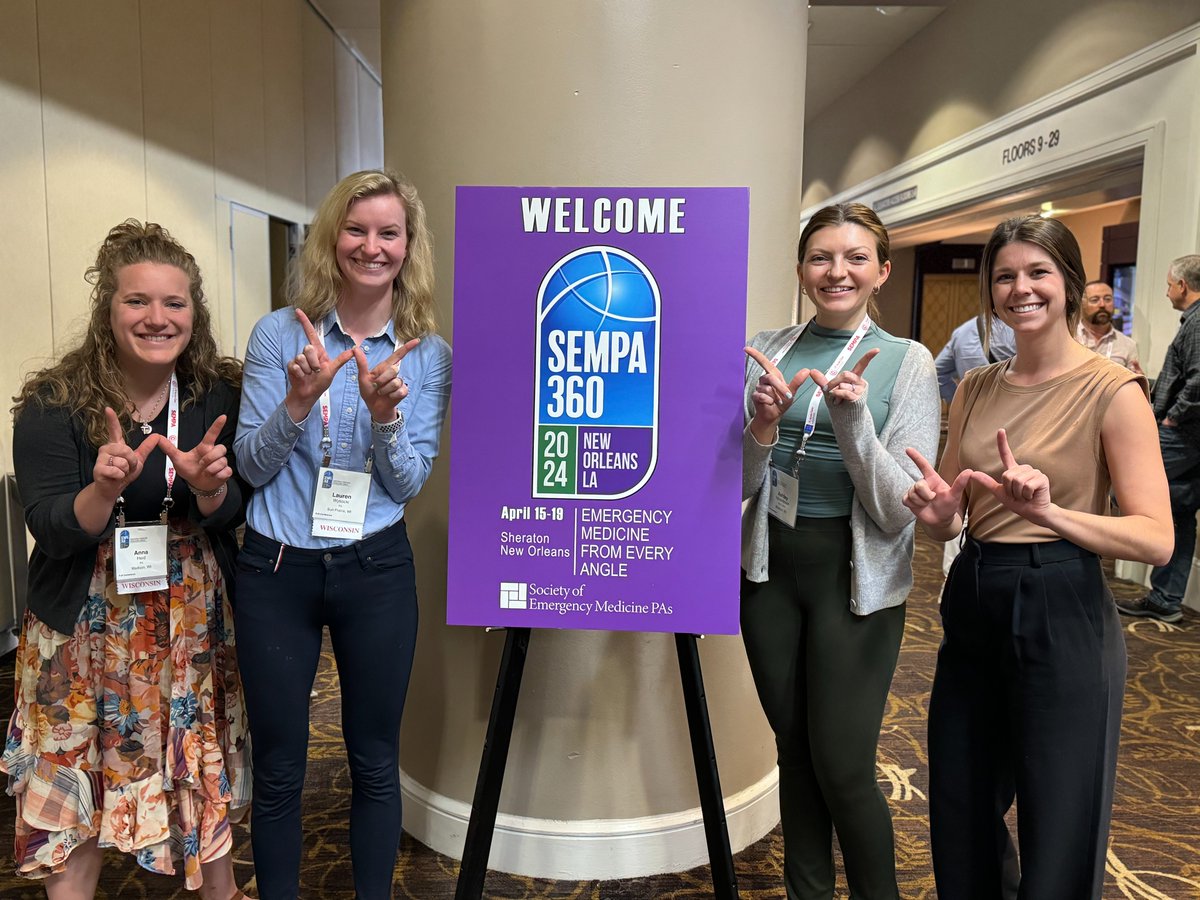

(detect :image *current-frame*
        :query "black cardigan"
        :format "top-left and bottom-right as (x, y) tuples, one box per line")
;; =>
(13, 380), (247, 634)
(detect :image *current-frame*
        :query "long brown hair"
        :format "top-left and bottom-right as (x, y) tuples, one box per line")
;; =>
(290, 169), (437, 341)
(798, 202), (891, 322)
(12, 220), (241, 447)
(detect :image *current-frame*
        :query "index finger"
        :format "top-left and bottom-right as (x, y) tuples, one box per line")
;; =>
(382, 338), (421, 369)
(104, 407), (124, 444)
(199, 415), (227, 448)
(996, 428), (1018, 470)
(744, 346), (781, 378)
(849, 347), (880, 378)
(905, 446), (938, 479)
(295, 308), (320, 346)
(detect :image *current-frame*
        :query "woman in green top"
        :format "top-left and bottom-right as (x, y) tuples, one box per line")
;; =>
(741, 202), (940, 899)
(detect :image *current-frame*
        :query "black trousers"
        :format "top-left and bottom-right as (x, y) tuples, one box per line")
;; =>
(928, 537), (1125, 900)
(742, 517), (904, 900)
(235, 520), (419, 900)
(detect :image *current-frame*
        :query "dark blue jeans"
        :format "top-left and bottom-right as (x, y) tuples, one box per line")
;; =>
(1147, 425), (1200, 611)
(235, 521), (419, 900)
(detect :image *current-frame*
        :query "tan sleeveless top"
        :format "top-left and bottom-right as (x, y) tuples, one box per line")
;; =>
(953, 354), (1147, 543)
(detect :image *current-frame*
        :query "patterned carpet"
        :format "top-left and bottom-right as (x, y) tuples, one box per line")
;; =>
(1, 531), (1198, 898)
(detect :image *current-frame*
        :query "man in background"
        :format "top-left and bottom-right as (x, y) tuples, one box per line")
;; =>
(1076, 279), (1142, 372)
(934, 314), (1016, 404)
(1119, 255), (1200, 624)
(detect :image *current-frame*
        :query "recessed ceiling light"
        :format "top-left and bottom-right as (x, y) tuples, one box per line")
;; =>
(875, 6), (907, 14)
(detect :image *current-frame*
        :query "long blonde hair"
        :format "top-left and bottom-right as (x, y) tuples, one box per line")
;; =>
(12, 220), (241, 448)
(290, 169), (437, 341)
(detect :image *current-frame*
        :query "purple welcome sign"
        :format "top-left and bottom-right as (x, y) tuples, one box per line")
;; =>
(447, 187), (747, 634)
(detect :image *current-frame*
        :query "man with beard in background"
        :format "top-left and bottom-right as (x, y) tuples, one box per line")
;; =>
(1076, 279), (1142, 372)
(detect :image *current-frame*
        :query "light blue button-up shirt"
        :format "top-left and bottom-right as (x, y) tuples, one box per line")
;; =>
(235, 307), (452, 548)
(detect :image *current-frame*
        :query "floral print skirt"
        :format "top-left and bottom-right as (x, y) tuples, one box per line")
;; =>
(1, 524), (250, 889)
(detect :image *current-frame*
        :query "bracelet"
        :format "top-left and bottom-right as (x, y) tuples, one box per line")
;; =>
(370, 412), (405, 435)
(191, 483), (227, 500)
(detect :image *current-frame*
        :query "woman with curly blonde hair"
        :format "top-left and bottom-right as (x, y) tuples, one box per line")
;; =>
(3, 221), (252, 899)
(234, 169), (451, 899)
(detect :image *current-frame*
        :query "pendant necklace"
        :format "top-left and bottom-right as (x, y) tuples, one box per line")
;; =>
(132, 381), (169, 435)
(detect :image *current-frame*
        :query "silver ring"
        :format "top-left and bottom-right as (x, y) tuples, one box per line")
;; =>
(108, 455), (116, 466)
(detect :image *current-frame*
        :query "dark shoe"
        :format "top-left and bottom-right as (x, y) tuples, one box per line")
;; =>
(1116, 595), (1183, 624)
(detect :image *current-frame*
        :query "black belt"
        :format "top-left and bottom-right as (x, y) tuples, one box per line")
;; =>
(964, 536), (1095, 567)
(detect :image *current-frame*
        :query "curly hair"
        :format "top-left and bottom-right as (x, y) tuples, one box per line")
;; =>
(978, 215), (1085, 355)
(798, 203), (891, 322)
(12, 220), (241, 448)
(289, 169), (437, 341)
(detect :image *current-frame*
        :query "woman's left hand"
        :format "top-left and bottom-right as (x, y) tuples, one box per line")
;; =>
(162, 415), (233, 495)
(354, 339), (421, 424)
(810, 348), (879, 405)
(970, 428), (1053, 525)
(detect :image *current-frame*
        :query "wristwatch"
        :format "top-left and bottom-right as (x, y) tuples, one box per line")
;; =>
(371, 412), (405, 435)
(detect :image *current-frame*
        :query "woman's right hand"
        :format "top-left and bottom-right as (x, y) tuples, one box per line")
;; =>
(93, 407), (161, 502)
(902, 447), (973, 530)
(744, 346), (810, 444)
(286, 309), (356, 422)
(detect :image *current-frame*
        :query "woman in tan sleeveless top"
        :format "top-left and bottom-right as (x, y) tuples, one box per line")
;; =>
(902, 215), (1172, 900)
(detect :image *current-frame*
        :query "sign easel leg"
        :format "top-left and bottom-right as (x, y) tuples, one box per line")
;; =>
(676, 632), (740, 899)
(454, 626), (531, 899)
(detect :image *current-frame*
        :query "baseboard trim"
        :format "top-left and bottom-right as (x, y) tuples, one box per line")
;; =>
(399, 766), (780, 880)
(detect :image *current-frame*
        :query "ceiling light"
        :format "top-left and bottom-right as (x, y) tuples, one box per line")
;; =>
(875, 6), (906, 14)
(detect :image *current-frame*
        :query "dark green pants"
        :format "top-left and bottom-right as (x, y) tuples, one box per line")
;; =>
(741, 516), (905, 900)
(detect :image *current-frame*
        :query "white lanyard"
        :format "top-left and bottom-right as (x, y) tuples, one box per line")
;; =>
(786, 316), (872, 472)
(116, 372), (180, 526)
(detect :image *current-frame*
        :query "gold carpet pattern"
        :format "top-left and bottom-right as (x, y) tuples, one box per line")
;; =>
(1, 532), (1198, 898)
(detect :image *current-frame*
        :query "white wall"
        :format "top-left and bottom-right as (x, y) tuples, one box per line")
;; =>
(0, 0), (383, 471)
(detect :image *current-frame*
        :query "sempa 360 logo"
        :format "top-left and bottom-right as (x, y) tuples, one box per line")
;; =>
(532, 246), (660, 500)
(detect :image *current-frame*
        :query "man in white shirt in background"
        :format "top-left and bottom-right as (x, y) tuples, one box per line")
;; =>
(1076, 279), (1143, 373)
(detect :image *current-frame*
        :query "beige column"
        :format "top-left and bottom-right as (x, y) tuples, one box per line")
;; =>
(382, 0), (808, 878)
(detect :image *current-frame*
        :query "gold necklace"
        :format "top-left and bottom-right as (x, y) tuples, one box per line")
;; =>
(131, 381), (169, 435)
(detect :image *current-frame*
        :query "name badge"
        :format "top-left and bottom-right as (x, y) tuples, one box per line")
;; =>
(114, 523), (169, 594)
(767, 466), (799, 524)
(312, 467), (372, 540)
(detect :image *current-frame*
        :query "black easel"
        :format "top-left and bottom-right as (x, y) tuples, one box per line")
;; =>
(454, 628), (739, 899)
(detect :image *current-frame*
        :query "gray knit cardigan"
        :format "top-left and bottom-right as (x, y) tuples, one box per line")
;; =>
(741, 323), (941, 615)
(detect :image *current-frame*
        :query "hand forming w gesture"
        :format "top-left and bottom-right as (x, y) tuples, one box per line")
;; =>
(810, 347), (879, 406)
(353, 338), (421, 424)
(744, 346), (811, 433)
(288, 309), (420, 425)
(161, 416), (232, 495)
(93, 407), (162, 502)
(902, 447), (974, 530)
(287, 309), (356, 417)
(904, 428), (1053, 531)
(743, 346), (879, 442)
(969, 428), (1053, 525)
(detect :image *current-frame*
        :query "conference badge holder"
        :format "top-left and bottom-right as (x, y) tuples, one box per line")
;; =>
(767, 465), (800, 524)
(113, 500), (170, 595)
(311, 465), (372, 540)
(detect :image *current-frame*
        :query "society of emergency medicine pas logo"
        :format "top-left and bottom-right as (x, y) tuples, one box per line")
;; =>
(499, 582), (528, 609)
(532, 246), (661, 500)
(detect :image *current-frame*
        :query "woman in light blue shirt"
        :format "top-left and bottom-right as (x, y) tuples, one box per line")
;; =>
(234, 169), (451, 900)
